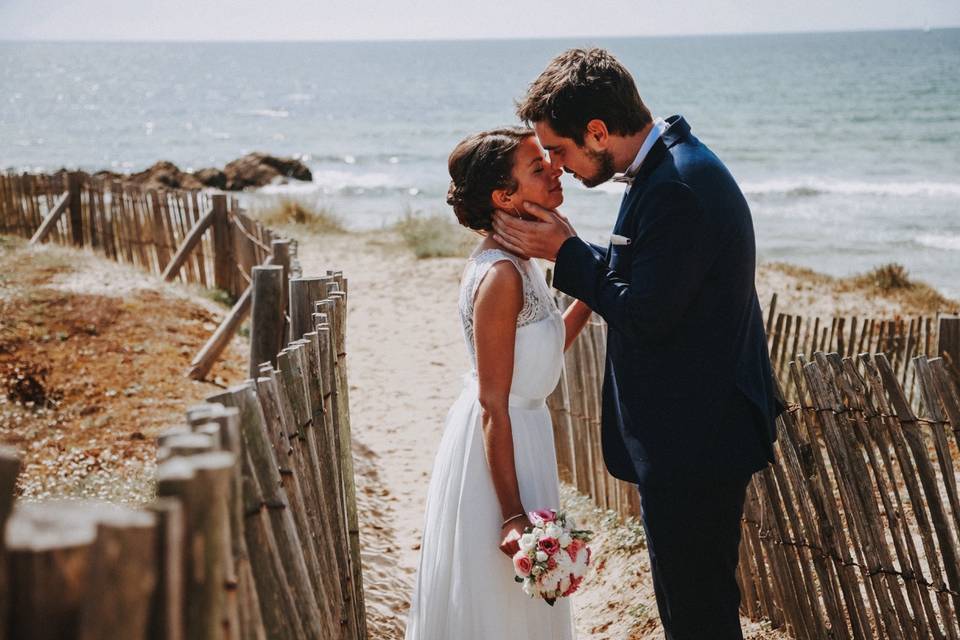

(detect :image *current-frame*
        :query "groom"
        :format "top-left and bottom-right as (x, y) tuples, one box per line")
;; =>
(492, 48), (783, 639)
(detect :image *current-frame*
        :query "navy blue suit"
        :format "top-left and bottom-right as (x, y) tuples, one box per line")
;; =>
(553, 116), (783, 639)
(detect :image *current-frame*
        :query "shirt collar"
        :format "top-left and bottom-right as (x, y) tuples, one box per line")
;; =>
(622, 117), (667, 179)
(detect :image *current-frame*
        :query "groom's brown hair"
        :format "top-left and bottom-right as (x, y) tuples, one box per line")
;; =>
(516, 48), (652, 146)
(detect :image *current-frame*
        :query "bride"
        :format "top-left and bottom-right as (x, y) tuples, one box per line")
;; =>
(404, 127), (592, 639)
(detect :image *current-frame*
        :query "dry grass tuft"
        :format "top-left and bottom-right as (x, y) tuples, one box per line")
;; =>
(840, 263), (955, 314)
(764, 261), (957, 316)
(392, 209), (476, 259)
(851, 263), (913, 291)
(254, 198), (346, 234)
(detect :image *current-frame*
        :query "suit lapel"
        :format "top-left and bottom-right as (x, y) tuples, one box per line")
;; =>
(605, 115), (693, 259)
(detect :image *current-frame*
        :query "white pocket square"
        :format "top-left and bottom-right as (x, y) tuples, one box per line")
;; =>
(610, 234), (632, 246)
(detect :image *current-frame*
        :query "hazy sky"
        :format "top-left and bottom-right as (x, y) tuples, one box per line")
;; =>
(1, 0), (958, 41)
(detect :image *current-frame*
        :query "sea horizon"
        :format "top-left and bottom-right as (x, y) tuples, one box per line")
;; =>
(2, 24), (959, 43)
(2, 29), (958, 296)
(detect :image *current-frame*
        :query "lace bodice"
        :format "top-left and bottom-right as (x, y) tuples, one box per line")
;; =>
(458, 248), (556, 367)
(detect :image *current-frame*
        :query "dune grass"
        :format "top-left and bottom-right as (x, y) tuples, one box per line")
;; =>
(253, 198), (347, 234)
(839, 263), (954, 313)
(768, 260), (956, 315)
(392, 209), (476, 259)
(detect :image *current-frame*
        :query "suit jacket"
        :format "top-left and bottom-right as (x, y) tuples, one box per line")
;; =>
(553, 115), (783, 487)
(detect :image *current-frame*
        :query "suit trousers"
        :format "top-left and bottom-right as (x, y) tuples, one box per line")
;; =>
(639, 471), (752, 640)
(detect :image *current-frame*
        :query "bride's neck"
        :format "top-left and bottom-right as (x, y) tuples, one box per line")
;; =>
(476, 234), (528, 261)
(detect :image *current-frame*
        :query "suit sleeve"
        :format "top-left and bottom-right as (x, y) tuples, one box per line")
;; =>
(585, 241), (608, 262)
(553, 181), (722, 342)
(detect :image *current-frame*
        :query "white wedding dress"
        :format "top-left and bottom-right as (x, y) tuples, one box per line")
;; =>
(404, 248), (575, 640)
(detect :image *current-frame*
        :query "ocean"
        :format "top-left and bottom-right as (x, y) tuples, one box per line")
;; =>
(1, 30), (958, 297)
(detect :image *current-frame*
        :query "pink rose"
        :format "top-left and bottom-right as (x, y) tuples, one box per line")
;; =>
(528, 508), (557, 525)
(538, 537), (560, 556)
(513, 553), (533, 578)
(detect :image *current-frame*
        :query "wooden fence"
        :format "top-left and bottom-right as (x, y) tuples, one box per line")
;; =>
(548, 293), (960, 638)
(0, 171), (290, 380)
(0, 273), (368, 640)
(0, 172), (275, 301)
(764, 293), (959, 404)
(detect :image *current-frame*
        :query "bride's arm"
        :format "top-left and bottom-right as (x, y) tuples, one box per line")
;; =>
(562, 299), (592, 351)
(473, 262), (529, 552)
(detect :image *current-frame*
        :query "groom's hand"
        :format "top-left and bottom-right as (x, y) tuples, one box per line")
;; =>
(492, 202), (576, 262)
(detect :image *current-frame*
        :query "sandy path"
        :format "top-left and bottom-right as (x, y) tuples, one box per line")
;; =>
(295, 232), (468, 636)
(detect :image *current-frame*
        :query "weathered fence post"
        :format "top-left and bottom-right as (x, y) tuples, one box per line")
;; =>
(939, 316), (960, 382)
(6, 502), (97, 639)
(289, 276), (329, 340)
(0, 446), (21, 640)
(145, 498), (186, 640)
(76, 507), (158, 640)
(186, 404), (266, 640)
(68, 171), (83, 246)
(249, 265), (285, 378)
(211, 194), (233, 294)
(6, 501), (160, 640)
(157, 452), (235, 640)
(270, 238), (291, 333)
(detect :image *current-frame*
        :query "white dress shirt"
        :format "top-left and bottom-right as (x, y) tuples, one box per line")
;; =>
(619, 117), (667, 192)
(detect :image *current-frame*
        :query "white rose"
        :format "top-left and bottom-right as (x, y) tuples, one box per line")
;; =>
(533, 527), (545, 537)
(559, 533), (572, 548)
(545, 524), (563, 539)
(536, 550), (548, 562)
(519, 533), (536, 550)
(572, 555), (588, 574)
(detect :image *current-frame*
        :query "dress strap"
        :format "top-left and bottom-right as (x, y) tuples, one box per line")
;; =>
(468, 249), (524, 304)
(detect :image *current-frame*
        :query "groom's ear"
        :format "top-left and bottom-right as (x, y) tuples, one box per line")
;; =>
(584, 119), (610, 150)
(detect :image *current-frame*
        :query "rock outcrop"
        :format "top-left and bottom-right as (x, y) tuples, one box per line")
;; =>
(86, 153), (312, 191)
(223, 152), (312, 190)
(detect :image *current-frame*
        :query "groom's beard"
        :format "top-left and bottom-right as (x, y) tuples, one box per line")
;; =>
(577, 148), (617, 188)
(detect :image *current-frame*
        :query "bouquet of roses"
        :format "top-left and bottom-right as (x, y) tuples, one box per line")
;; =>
(511, 508), (593, 606)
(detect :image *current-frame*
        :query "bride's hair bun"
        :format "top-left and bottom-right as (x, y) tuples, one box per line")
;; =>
(447, 127), (533, 232)
(445, 180), (464, 207)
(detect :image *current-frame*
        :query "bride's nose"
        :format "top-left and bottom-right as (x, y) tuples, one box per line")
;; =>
(548, 162), (563, 178)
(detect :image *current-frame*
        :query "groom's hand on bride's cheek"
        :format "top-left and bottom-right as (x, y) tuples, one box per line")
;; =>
(492, 204), (575, 262)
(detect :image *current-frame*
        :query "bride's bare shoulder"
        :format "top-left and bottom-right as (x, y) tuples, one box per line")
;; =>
(474, 259), (523, 314)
